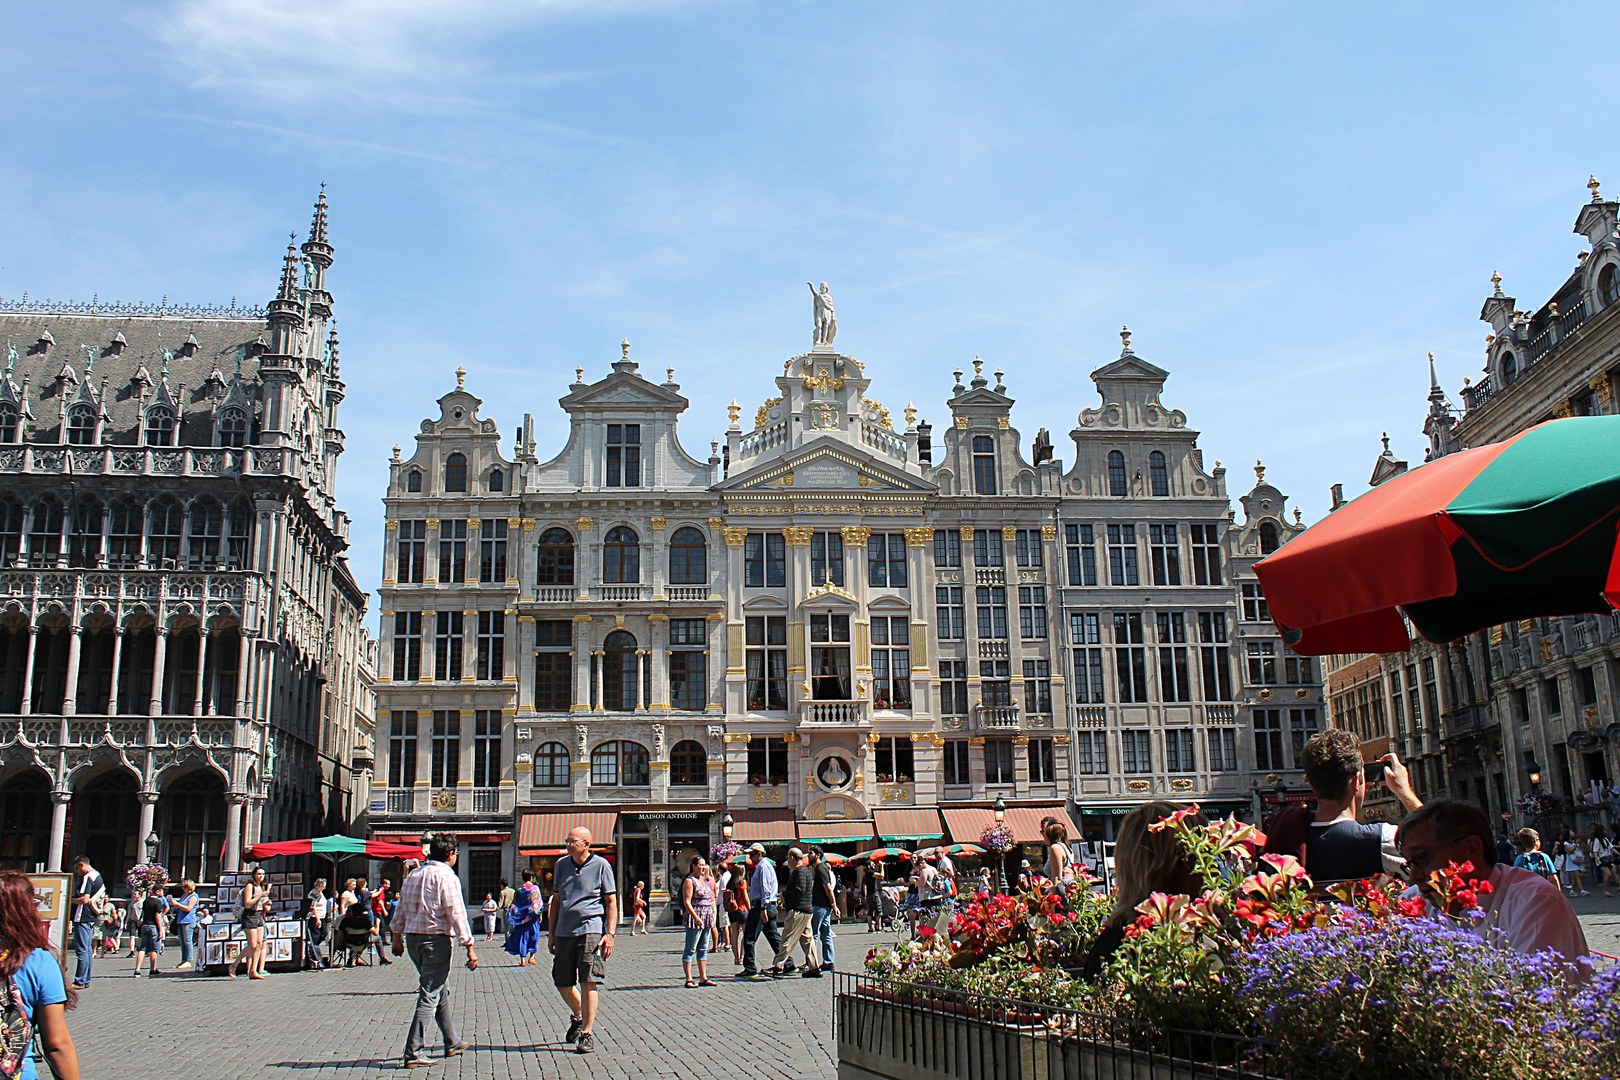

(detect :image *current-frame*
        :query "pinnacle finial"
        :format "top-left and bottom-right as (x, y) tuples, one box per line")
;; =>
(1294, 507), (1302, 524)
(1491, 270), (1503, 297)
(455, 365), (466, 390)
(666, 365), (675, 383)
(972, 356), (983, 376)
(622, 338), (630, 361)
(277, 236), (299, 300)
(727, 398), (740, 426)
(1381, 432), (1391, 452)
(307, 184), (330, 245)
(1591, 175), (1603, 202)
(1254, 459), (1265, 483)
(326, 325), (340, 374)
(392, 443), (401, 461)
(575, 366), (584, 384)
(1120, 325), (1132, 354)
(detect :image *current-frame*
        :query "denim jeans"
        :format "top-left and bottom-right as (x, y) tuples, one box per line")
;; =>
(403, 934), (458, 1062)
(72, 921), (94, 985)
(681, 924), (710, 964)
(177, 922), (197, 966)
(810, 906), (835, 967)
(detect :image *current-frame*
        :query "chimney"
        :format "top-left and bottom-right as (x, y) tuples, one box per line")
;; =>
(1329, 483), (1345, 512)
(917, 421), (932, 465)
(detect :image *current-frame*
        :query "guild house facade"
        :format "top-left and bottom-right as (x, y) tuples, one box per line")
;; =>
(372, 293), (1316, 921)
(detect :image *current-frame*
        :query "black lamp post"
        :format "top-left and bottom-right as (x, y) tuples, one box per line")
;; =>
(992, 796), (1007, 894)
(721, 813), (734, 841)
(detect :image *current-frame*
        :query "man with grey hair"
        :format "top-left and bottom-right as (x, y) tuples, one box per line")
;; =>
(549, 826), (618, 1055)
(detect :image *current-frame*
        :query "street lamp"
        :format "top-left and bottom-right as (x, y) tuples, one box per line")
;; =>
(144, 831), (160, 864)
(721, 813), (733, 841)
(992, 796), (1007, 894)
(1528, 761), (1543, 789)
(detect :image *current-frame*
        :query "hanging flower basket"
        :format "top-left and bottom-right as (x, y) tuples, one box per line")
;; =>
(126, 863), (169, 893)
(711, 841), (742, 863)
(979, 824), (1015, 853)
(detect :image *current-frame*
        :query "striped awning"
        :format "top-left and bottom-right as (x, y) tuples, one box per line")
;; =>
(731, 809), (796, 843)
(941, 806), (1078, 845)
(516, 812), (619, 855)
(873, 808), (943, 842)
(796, 819), (878, 841)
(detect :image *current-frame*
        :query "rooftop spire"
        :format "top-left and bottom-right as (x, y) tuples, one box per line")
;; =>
(1591, 175), (1603, 203)
(1120, 325), (1133, 355)
(308, 183), (330, 245)
(326, 324), (340, 377)
(1491, 270), (1503, 297)
(277, 234), (299, 300)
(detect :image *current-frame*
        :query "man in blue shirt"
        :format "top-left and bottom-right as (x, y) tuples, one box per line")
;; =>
(737, 844), (782, 977)
(69, 855), (104, 988)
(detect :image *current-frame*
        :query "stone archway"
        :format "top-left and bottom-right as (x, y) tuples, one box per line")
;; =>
(159, 769), (227, 884)
(0, 768), (51, 870)
(71, 769), (141, 886)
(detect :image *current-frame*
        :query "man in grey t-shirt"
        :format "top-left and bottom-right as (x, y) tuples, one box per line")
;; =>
(548, 827), (618, 1055)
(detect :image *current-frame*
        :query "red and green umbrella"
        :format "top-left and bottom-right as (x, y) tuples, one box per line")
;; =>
(851, 847), (913, 863)
(1255, 416), (1620, 655)
(913, 843), (986, 859)
(244, 835), (426, 862)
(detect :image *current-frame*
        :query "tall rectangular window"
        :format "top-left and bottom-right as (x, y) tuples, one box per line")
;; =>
(867, 533), (907, 587)
(1121, 730), (1152, 773)
(435, 611), (464, 681)
(747, 737), (788, 785)
(1156, 611), (1191, 702)
(1254, 709), (1285, 770)
(1246, 641), (1277, 685)
(1149, 524), (1180, 586)
(972, 435), (997, 495)
(534, 652), (570, 711)
(976, 586), (1008, 639)
(1022, 658), (1051, 713)
(744, 532), (786, 587)
(810, 531), (844, 586)
(1189, 524), (1223, 585)
(1197, 612), (1232, 701)
(939, 660), (968, 714)
(984, 738), (1014, 784)
(397, 520), (426, 583)
(973, 529), (1004, 567)
(1407, 664), (1422, 733)
(809, 613), (852, 699)
(1107, 524), (1139, 586)
(472, 710), (501, 787)
(1018, 585), (1047, 639)
(669, 651), (707, 710)
(933, 528), (961, 568)
(475, 611), (504, 681)
(388, 710), (418, 788)
(1015, 528), (1043, 567)
(1028, 738), (1056, 783)
(871, 617), (912, 709)
(438, 519), (468, 582)
(1165, 729), (1195, 772)
(1284, 653), (1315, 684)
(1065, 524), (1097, 586)
(1390, 668), (1406, 735)
(943, 739), (971, 785)
(1113, 611), (1148, 702)
(1422, 658), (1440, 727)
(392, 612), (422, 682)
(1241, 583), (1270, 622)
(745, 615), (787, 710)
(479, 519), (508, 583)
(935, 586), (965, 639)
(873, 737), (915, 783)
(431, 710), (460, 788)
(980, 659), (1012, 706)
(605, 423), (641, 487)
(1076, 730), (1107, 774)
(1289, 708), (1319, 760)
(1207, 728), (1237, 771)
(1071, 612), (1105, 703)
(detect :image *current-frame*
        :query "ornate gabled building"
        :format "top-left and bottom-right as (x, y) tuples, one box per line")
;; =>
(0, 191), (372, 885)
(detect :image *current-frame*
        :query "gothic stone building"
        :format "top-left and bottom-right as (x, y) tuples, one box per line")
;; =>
(0, 192), (373, 886)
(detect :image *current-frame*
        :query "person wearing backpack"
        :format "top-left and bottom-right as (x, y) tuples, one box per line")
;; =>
(1513, 828), (1560, 881)
(0, 869), (82, 1079)
(67, 856), (105, 990)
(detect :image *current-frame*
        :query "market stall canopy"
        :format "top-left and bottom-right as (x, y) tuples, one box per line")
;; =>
(941, 806), (1079, 845)
(913, 843), (986, 859)
(850, 847), (913, 863)
(244, 836), (424, 861)
(515, 812), (619, 856)
(873, 809), (943, 842)
(728, 809), (796, 844)
(1254, 416), (1620, 656)
(796, 819), (878, 842)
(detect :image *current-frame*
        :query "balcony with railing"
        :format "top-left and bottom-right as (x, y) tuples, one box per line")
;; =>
(799, 699), (869, 725)
(385, 789), (415, 813)
(1462, 294), (1596, 417)
(665, 586), (711, 601)
(977, 640), (1009, 659)
(974, 705), (1021, 730)
(471, 788), (499, 813)
(592, 584), (652, 602)
(974, 568), (1005, 585)
(6, 716), (242, 749)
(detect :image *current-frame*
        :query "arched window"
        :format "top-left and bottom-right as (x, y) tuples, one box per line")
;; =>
(406, 470), (422, 493)
(1149, 451), (1169, 497)
(0, 404), (17, 444)
(444, 452), (467, 492)
(0, 499), (21, 568)
(603, 526), (640, 583)
(145, 406), (175, 447)
(1259, 520), (1280, 555)
(67, 404), (97, 445)
(162, 771), (225, 884)
(217, 407), (248, 448)
(188, 497), (224, 566)
(149, 497), (184, 566)
(670, 740), (707, 786)
(1108, 451), (1128, 496)
(26, 496), (62, 567)
(533, 742), (570, 788)
(591, 740), (649, 786)
(107, 497), (142, 567)
(1501, 352), (1518, 386)
(69, 497), (103, 568)
(1602, 264), (1620, 307)
(668, 527), (707, 584)
(487, 469), (503, 492)
(601, 629), (638, 710)
(971, 435), (997, 495)
(535, 528), (575, 586)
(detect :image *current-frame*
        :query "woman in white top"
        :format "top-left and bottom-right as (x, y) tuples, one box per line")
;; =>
(1591, 823), (1617, 898)
(1042, 816), (1074, 890)
(1556, 826), (1589, 896)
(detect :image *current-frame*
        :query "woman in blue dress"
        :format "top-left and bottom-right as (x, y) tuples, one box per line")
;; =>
(502, 871), (544, 966)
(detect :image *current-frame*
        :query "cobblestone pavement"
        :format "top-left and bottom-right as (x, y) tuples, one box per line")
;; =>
(66, 924), (889, 1080)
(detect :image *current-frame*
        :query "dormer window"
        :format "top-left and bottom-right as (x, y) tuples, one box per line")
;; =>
(217, 407), (248, 448)
(972, 435), (997, 495)
(1603, 264), (1620, 307)
(488, 468), (503, 492)
(606, 424), (640, 487)
(1107, 451), (1128, 496)
(1501, 352), (1518, 387)
(0, 403), (19, 444)
(1259, 521), (1280, 555)
(444, 452), (468, 492)
(67, 405), (98, 446)
(406, 469), (422, 493)
(145, 406), (175, 447)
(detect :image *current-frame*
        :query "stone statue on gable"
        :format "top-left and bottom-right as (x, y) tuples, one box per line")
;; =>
(807, 281), (837, 347)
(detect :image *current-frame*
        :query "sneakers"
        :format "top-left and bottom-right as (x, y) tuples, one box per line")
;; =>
(565, 1016), (584, 1043)
(175, 962), (192, 971)
(782, 961), (798, 974)
(402, 1056), (434, 1069)
(802, 967), (823, 978)
(131, 970), (141, 978)
(575, 1033), (595, 1055)
(1579, 890), (1591, 896)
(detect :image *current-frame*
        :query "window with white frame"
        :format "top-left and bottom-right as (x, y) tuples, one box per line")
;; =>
(1071, 612), (1105, 704)
(943, 739), (971, 785)
(1121, 730), (1152, 773)
(810, 531), (844, 586)
(936, 586), (965, 640)
(745, 615), (787, 710)
(669, 617), (708, 711)
(1149, 524), (1180, 586)
(980, 659), (1012, 706)
(867, 533), (907, 587)
(744, 531), (785, 587)
(984, 738), (1014, 784)
(1247, 641), (1277, 685)
(1165, 729), (1195, 772)
(1028, 738), (1056, 783)
(871, 616), (911, 709)
(939, 660), (968, 715)
(1018, 585), (1047, 639)
(1022, 659), (1051, 713)
(873, 737), (915, 783)
(1065, 524), (1097, 586)
(1114, 611), (1148, 703)
(1156, 611), (1191, 703)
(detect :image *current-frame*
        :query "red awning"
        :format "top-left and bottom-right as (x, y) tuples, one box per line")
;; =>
(873, 809), (943, 842)
(796, 819), (878, 841)
(731, 809), (796, 843)
(516, 812), (619, 855)
(941, 806), (1078, 845)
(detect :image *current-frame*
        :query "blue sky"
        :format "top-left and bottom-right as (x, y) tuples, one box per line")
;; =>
(3, 1), (1615, 621)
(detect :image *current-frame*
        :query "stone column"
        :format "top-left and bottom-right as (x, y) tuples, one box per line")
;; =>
(723, 526), (748, 713)
(575, 516), (597, 601)
(783, 527), (814, 707)
(843, 526), (872, 694)
(137, 791), (159, 856)
(195, 630), (212, 716)
(503, 610), (518, 685)
(649, 516), (667, 600)
(904, 527), (933, 716)
(706, 613), (725, 712)
(18, 625), (37, 716)
(592, 650), (605, 712)
(633, 649), (647, 711)
(570, 616), (592, 711)
(647, 615), (669, 709)
(224, 794), (246, 871)
(234, 634), (250, 719)
(106, 627), (124, 716)
(61, 626), (82, 716)
(149, 627), (169, 717)
(462, 609), (477, 683)
(47, 791), (70, 872)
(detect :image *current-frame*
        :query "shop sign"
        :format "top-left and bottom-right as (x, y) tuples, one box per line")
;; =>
(621, 812), (707, 825)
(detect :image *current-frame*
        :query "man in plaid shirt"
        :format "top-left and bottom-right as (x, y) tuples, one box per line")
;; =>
(392, 834), (479, 1068)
